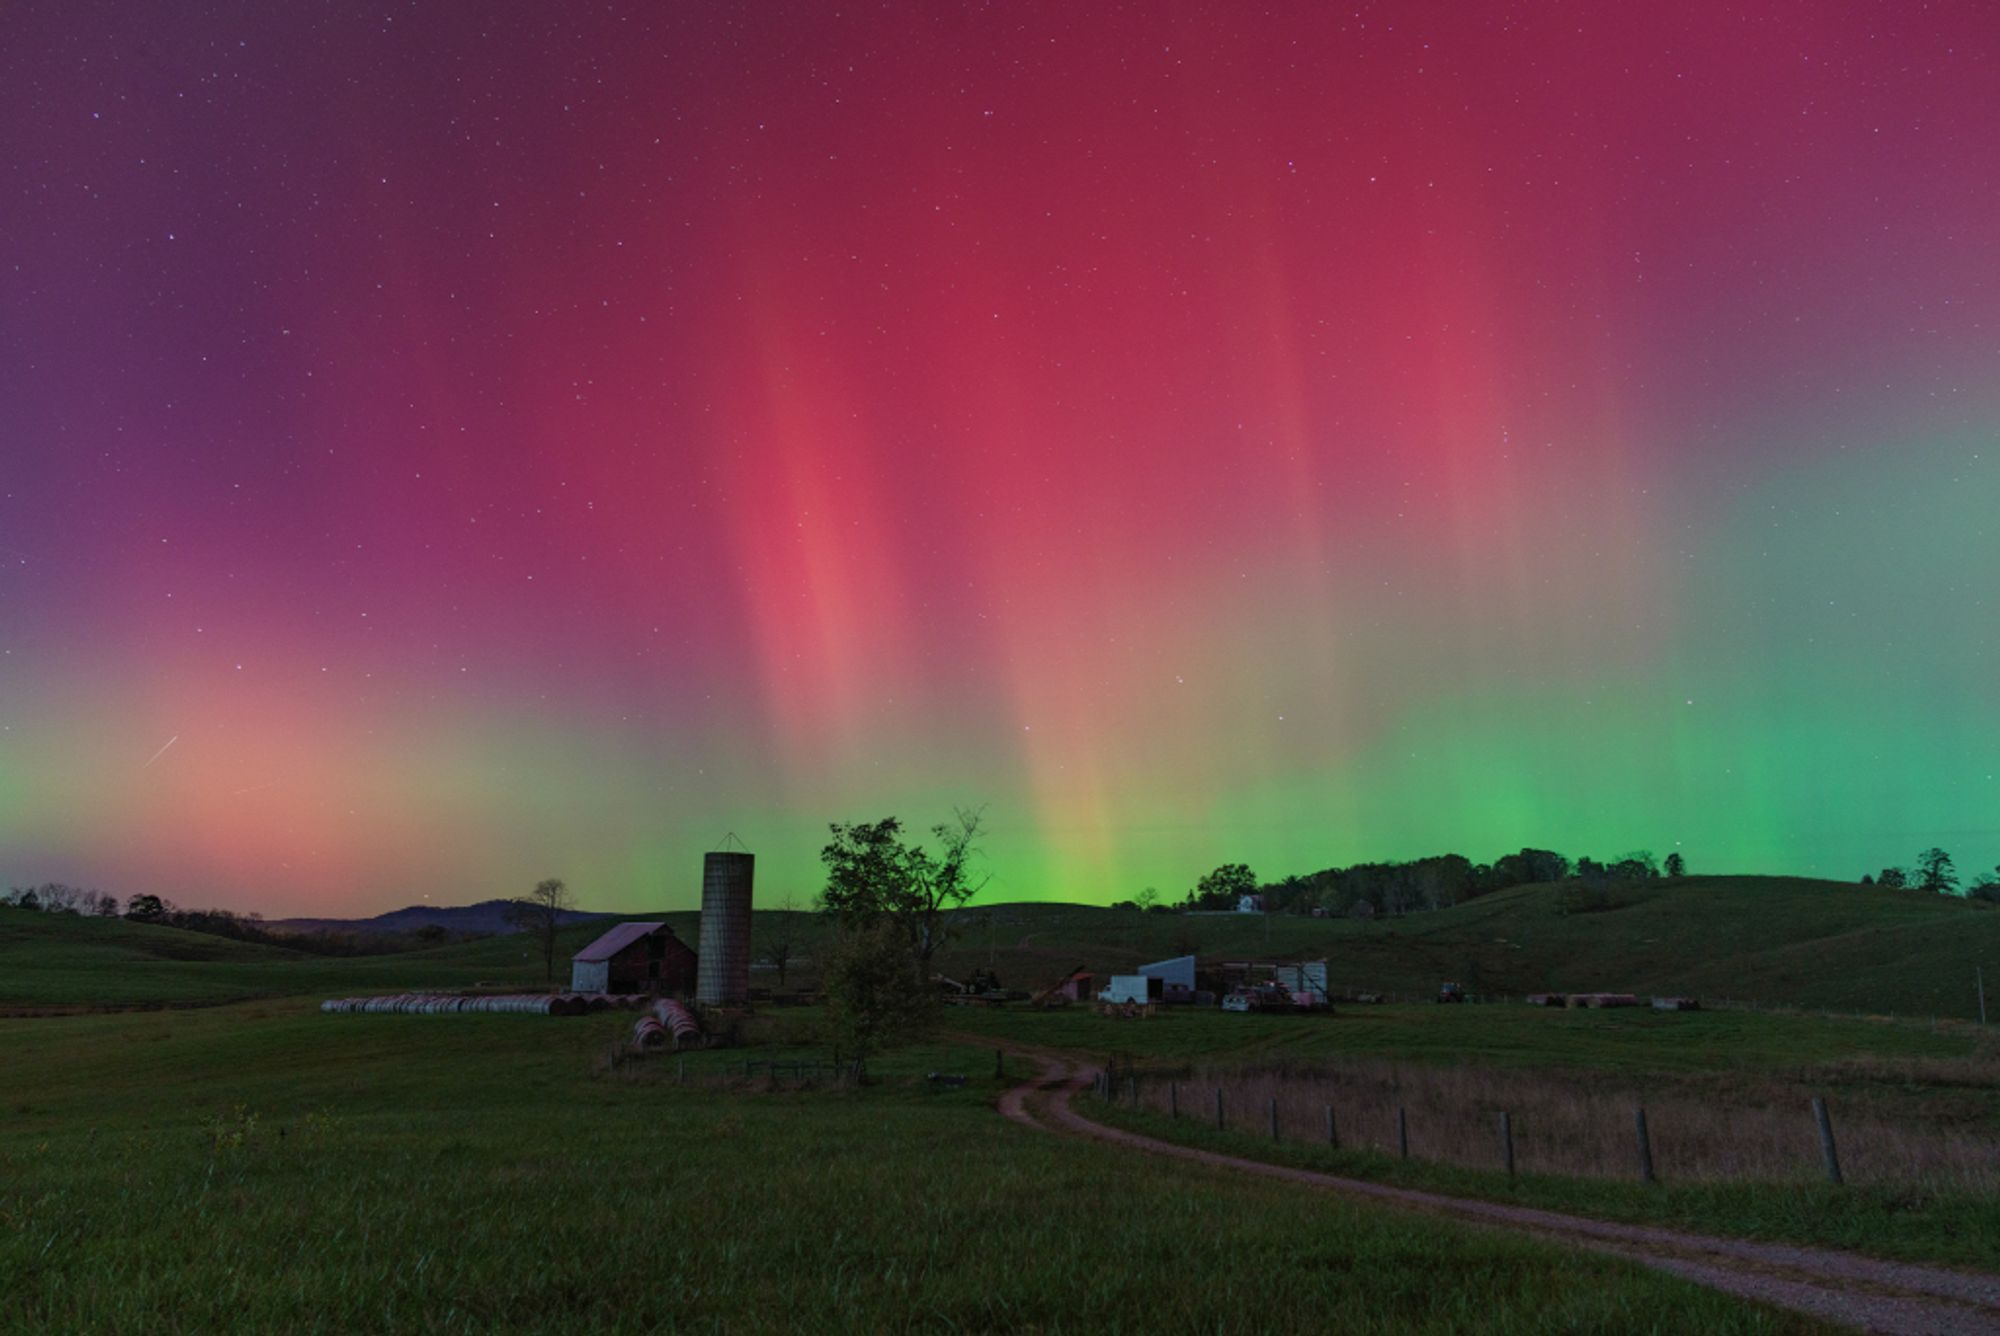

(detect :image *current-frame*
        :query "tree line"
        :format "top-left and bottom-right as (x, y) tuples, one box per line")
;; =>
(1156, 847), (1689, 919)
(1862, 848), (2000, 900)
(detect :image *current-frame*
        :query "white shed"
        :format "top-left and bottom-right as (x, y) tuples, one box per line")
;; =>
(1098, 974), (1162, 1005)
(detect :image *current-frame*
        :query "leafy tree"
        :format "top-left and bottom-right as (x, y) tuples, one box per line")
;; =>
(1915, 847), (1959, 895)
(1859, 873), (1875, 886)
(122, 892), (166, 922)
(1663, 852), (1686, 878)
(93, 893), (120, 917)
(818, 808), (985, 969)
(1969, 869), (2000, 904)
(16, 887), (40, 911)
(1610, 852), (1660, 881)
(1189, 863), (1258, 911)
(820, 919), (933, 1059)
(1876, 867), (1907, 890)
(506, 878), (574, 982)
(1134, 886), (1160, 912)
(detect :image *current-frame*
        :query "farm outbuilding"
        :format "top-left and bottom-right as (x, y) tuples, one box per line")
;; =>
(570, 922), (698, 996)
(1098, 974), (1164, 1005)
(1138, 953), (1197, 1001)
(1274, 960), (1329, 1006)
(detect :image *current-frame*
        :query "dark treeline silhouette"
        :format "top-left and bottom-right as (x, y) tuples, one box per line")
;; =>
(1175, 847), (1677, 918)
(1864, 847), (2000, 902)
(2, 883), (469, 956)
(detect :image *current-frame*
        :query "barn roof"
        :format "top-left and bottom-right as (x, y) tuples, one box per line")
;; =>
(572, 921), (672, 963)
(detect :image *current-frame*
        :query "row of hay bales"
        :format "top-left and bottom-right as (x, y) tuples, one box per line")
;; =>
(319, 992), (657, 1016)
(632, 997), (703, 1050)
(1524, 992), (1699, 1010)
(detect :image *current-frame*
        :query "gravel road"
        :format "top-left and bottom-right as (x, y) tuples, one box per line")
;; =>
(997, 1054), (2000, 1335)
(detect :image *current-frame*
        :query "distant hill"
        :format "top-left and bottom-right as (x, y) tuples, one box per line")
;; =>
(269, 899), (640, 937)
(8, 876), (1999, 1017)
(935, 876), (2000, 1019)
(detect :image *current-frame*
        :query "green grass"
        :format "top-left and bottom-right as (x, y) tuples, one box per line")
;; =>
(0, 1004), (1822, 1333)
(1084, 1095), (2000, 1272)
(945, 1000), (1987, 1075)
(10, 876), (1999, 1022)
(937, 1003), (2000, 1269)
(937, 877), (2000, 1021)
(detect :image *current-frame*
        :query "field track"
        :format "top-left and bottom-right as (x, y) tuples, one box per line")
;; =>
(997, 1053), (2000, 1335)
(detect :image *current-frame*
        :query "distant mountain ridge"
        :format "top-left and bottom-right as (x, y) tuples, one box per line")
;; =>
(270, 899), (643, 937)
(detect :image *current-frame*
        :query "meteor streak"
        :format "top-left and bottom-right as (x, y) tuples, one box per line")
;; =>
(141, 735), (180, 769)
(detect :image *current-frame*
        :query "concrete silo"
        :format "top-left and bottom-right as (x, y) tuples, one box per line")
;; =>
(695, 850), (754, 1006)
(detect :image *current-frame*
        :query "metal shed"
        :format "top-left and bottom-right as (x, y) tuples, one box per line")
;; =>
(1138, 953), (1197, 1000)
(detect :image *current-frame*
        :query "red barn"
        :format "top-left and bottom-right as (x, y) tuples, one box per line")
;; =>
(569, 922), (698, 996)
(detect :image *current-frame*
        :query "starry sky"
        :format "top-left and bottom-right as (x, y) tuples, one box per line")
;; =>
(3, 2), (1996, 917)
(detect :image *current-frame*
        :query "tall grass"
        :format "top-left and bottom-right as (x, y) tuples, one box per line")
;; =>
(1127, 1056), (2000, 1191)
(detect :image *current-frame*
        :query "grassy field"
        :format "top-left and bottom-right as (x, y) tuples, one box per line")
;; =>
(943, 1004), (2000, 1268)
(934, 877), (2000, 1021)
(5, 885), (1996, 1321)
(9, 876), (1999, 1020)
(0, 1003), (1823, 1333)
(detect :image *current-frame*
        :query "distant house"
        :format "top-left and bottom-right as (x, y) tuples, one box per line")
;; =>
(1237, 893), (1264, 914)
(569, 922), (697, 995)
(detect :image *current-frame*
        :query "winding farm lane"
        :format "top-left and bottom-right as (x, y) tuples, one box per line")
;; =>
(997, 1053), (2000, 1336)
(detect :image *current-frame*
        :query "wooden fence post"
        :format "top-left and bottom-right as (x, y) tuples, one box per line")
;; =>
(1634, 1107), (1655, 1184)
(1397, 1106), (1409, 1160)
(1325, 1105), (1338, 1148)
(995, 1048), (1005, 1079)
(1127, 1075), (1137, 1105)
(1812, 1097), (1843, 1185)
(1980, 967), (1988, 1027)
(1215, 1087), (1225, 1131)
(1269, 1097), (1280, 1141)
(1169, 1082), (1178, 1118)
(1499, 1111), (1515, 1178)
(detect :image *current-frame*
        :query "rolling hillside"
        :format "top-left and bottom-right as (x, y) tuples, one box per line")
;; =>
(935, 877), (2000, 1020)
(7, 877), (1997, 1017)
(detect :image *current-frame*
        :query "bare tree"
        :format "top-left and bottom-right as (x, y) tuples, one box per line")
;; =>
(767, 891), (798, 989)
(35, 882), (84, 914)
(507, 878), (574, 982)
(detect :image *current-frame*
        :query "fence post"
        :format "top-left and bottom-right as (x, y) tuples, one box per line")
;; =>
(677, 1056), (685, 1084)
(1169, 1082), (1178, 1118)
(1980, 967), (1988, 1026)
(1215, 1087), (1225, 1131)
(1325, 1105), (1338, 1148)
(1127, 1075), (1137, 1105)
(995, 1048), (1005, 1079)
(1634, 1107), (1655, 1184)
(1269, 1097), (1280, 1141)
(1812, 1097), (1843, 1185)
(1397, 1106), (1409, 1160)
(1499, 1111), (1514, 1178)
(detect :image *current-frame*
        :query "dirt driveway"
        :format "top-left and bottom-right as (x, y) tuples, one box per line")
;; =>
(998, 1053), (2000, 1335)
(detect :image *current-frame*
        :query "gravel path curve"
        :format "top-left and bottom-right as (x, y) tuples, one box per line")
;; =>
(997, 1053), (2000, 1335)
